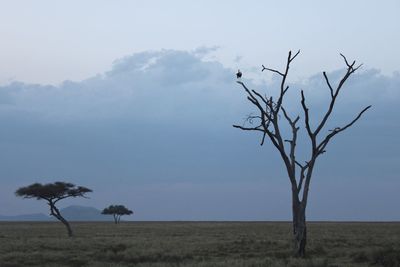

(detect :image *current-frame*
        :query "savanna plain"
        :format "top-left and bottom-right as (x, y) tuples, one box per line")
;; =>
(0, 222), (399, 267)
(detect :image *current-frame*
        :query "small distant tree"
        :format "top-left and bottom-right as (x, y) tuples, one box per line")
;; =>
(15, 181), (92, 237)
(102, 205), (133, 224)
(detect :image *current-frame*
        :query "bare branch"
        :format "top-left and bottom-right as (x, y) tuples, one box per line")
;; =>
(300, 91), (314, 140)
(338, 105), (371, 132)
(317, 105), (371, 154)
(262, 65), (284, 76)
(353, 63), (363, 72)
(252, 89), (269, 106)
(260, 132), (267, 146)
(297, 168), (306, 193)
(281, 105), (301, 183)
(328, 127), (341, 132)
(340, 53), (354, 68)
(281, 106), (299, 126)
(237, 81), (274, 123)
(238, 82), (264, 110)
(290, 49), (301, 62)
(314, 55), (363, 137)
(232, 124), (264, 132)
(244, 114), (262, 124)
(283, 85), (289, 95)
(340, 53), (362, 72)
(323, 72), (334, 98)
(274, 50), (299, 115)
(295, 159), (310, 194)
(295, 160), (304, 169)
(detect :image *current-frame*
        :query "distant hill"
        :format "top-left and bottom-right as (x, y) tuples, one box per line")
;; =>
(0, 205), (113, 222)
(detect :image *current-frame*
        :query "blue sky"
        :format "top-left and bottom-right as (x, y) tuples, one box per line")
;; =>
(0, 1), (399, 220)
(1, 0), (399, 84)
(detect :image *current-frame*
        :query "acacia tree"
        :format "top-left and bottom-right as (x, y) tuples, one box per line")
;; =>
(102, 205), (133, 224)
(233, 51), (371, 257)
(15, 181), (92, 237)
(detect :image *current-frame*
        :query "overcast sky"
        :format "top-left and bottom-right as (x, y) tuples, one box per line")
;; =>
(0, 1), (399, 220)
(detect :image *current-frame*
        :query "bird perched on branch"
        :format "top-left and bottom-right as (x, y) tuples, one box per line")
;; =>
(236, 69), (242, 79)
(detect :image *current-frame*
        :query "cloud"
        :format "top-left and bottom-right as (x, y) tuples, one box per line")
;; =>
(0, 49), (244, 124)
(192, 46), (220, 57)
(0, 49), (399, 220)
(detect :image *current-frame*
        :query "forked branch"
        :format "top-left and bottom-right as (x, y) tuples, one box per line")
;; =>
(316, 105), (371, 154)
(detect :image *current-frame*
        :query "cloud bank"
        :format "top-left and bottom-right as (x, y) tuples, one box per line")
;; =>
(0, 49), (399, 220)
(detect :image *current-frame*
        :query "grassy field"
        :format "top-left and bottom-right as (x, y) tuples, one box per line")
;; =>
(0, 222), (399, 267)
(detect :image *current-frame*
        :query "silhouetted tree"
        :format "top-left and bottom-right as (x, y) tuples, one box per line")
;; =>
(102, 205), (133, 224)
(15, 181), (92, 237)
(233, 51), (371, 257)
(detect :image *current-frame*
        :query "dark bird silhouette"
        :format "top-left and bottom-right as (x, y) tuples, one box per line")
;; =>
(236, 69), (242, 79)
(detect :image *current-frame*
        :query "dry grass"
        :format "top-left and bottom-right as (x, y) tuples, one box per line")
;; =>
(0, 221), (399, 266)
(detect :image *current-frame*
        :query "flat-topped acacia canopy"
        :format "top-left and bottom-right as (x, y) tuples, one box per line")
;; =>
(16, 181), (92, 237)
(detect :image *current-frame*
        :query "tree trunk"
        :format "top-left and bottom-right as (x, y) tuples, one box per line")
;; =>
(58, 214), (73, 237)
(292, 195), (307, 257)
(50, 204), (73, 237)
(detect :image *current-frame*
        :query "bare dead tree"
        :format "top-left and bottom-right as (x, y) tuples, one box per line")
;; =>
(233, 51), (371, 257)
